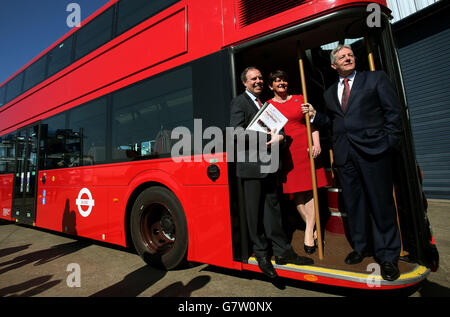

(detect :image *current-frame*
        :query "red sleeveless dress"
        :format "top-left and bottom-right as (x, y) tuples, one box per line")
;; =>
(270, 95), (328, 193)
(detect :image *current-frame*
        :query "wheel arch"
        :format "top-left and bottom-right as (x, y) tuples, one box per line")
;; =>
(123, 170), (188, 251)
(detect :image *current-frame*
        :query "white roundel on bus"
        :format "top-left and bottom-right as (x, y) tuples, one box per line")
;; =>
(76, 188), (95, 217)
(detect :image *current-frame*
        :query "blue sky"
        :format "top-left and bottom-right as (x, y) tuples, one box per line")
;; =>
(0, 0), (110, 85)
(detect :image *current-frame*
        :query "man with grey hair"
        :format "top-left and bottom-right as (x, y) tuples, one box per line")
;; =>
(330, 44), (353, 63)
(302, 44), (403, 281)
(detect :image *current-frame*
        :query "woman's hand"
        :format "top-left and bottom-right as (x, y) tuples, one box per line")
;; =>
(307, 143), (321, 158)
(266, 128), (284, 146)
(301, 103), (316, 118)
(311, 143), (321, 158)
(310, 130), (321, 158)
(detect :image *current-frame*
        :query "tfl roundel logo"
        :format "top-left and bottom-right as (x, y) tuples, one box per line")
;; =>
(76, 188), (95, 217)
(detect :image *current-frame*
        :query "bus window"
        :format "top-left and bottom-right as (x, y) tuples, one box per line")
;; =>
(0, 85), (6, 107)
(68, 97), (107, 166)
(111, 67), (193, 161)
(40, 114), (68, 170)
(23, 55), (48, 92)
(74, 6), (114, 61)
(47, 36), (74, 78)
(0, 133), (16, 174)
(5, 72), (24, 103)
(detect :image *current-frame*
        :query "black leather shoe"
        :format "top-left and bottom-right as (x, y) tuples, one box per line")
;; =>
(381, 261), (400, 281)
(275, 249), (314, 266)
(304, 243), (317, 255)
(345, 250), (372, 265)
(255, 256), (277, 279)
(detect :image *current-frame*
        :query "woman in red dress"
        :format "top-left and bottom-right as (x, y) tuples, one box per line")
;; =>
(268, 70), (328, 254)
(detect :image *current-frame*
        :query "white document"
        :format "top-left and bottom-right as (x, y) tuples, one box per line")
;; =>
(247, 102), (288, 134)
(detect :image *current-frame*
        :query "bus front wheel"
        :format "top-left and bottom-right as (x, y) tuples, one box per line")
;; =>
(130, 186), (188, 270)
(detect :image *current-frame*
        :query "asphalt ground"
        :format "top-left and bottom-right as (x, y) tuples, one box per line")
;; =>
(0, 199), (448, 301)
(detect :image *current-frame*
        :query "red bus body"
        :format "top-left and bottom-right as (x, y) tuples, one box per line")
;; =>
(0, 0), (388, 133)
(35, 154), (234, 268)
(0, 0), (437, 290)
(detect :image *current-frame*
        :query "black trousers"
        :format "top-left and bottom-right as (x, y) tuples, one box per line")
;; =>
(242, 174), (290, 258)
(337, 146), (401, 263)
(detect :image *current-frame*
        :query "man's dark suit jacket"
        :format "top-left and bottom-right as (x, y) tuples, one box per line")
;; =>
(229, 92), (284, 178)
(313, 71), (402, 165)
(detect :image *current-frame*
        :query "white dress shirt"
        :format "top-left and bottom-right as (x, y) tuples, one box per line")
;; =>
(245, 90), (261, 109)
(310, 71), (356, 122)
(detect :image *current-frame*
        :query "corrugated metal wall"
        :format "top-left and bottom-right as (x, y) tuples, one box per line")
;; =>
(387, 0), (439, 22)
(320, 0), (439, 50)
(394, 2), (450, 199)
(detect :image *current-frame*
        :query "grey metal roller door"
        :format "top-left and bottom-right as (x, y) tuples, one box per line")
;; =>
(395, 4), (450, 199)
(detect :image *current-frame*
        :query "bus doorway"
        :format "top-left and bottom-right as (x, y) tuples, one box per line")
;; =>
(230, 9), (436, 288)
(11, 124), (39, 225)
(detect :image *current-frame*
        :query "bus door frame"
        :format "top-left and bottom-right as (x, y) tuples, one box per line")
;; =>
(11, 123), (40, 225)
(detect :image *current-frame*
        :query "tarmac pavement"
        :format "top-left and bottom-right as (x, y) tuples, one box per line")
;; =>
(0, 199), (448, 299)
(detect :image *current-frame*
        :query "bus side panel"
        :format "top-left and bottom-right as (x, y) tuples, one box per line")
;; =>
(35, 155), (236, 269)
(0, 174), (13, 221)
(174, 154), (234, 268)
(183, 184), (234, 268)
(106, 165), (191, 248)
(36, 169), (112, 242)
(121, 165), (234, 269)
(117, 155), (235, 269)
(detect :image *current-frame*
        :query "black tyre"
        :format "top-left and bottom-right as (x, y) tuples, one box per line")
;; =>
(130, 186), (188, 270)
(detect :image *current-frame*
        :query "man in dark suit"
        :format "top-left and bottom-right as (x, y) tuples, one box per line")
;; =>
(230, 66), (313, 279)
(302, 45), (402, 281)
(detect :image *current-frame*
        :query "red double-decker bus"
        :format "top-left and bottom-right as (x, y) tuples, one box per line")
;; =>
(0, 0), (439, 290)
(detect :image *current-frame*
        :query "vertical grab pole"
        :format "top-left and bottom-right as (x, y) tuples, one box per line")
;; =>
(365, 35), (406, 257)
(297, 42), (324, 260)
(366, 36), (376, 71)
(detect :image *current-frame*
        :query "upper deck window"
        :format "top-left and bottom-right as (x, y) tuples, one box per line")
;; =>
(116, 0), (180, 36)
(0, 85), (5, 107)
(0, 0), (182, 107)
(5, 72), (24, 103)
(74, 6), (114, 61)
(23, 55), (47, 92)
(47, 36), (74, 78)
